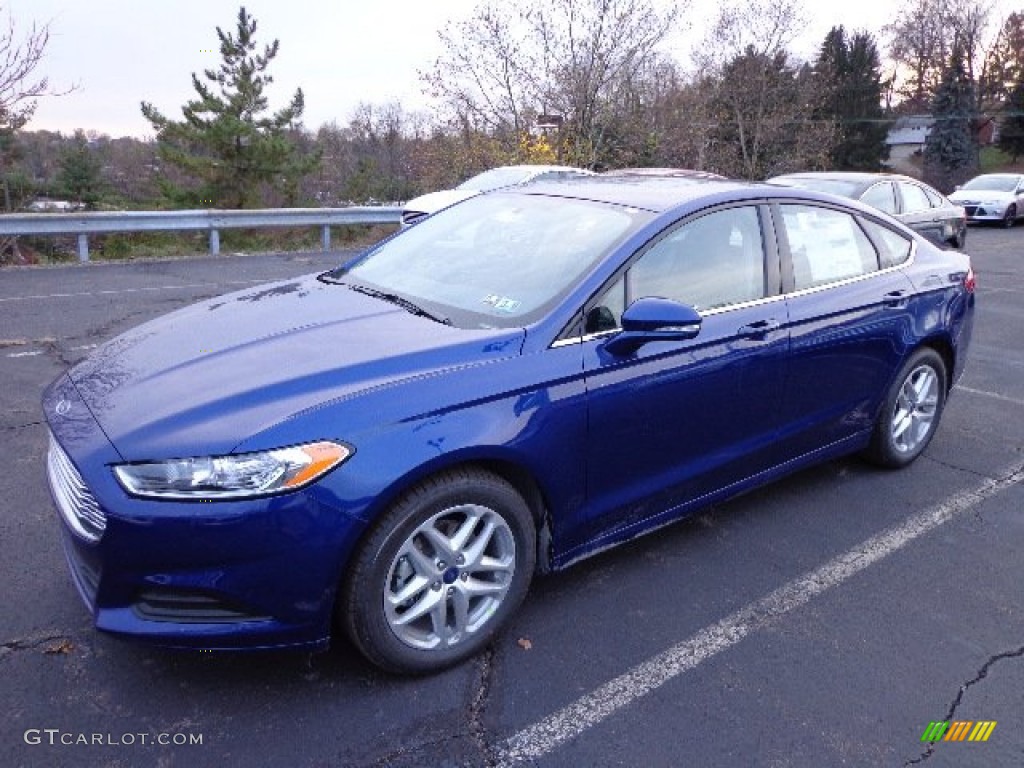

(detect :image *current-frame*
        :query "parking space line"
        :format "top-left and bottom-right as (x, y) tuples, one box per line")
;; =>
(6, 350), (45, 358)
(496, 463), (1024, 766)
(956, 385), (1024, 408)
(0, 279), (265, 303)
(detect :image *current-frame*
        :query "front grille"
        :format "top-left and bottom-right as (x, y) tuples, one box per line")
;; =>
(47, 434), (106, 542)
(963, 205), (978, 216)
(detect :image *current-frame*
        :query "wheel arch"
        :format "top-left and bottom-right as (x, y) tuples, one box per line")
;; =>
(333, 453), (556, 617)
(919, 335), (956, 394)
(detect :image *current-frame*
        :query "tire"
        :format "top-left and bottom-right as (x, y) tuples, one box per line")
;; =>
(1002, 204), (1016, 228)
(864, 348), (946, 468)
(341, 468), (535, 674)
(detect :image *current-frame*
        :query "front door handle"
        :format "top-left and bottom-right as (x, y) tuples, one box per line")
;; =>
(736, 318), (780, 340)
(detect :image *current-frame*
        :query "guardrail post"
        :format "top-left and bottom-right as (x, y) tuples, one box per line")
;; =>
(321, 224), (331, 251)
(77, 234), (89, 262)
(210, 229), (220, 255)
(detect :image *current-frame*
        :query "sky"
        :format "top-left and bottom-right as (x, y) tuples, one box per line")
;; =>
(2, 0), (1011, 139)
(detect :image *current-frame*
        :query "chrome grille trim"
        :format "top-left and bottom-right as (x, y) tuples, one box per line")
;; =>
(47, 434), (106, 542)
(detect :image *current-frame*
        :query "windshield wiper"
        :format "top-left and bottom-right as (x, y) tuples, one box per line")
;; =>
(342, 282), (451, 326)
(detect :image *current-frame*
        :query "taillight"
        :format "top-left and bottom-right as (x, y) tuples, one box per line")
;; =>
(964, 264), (976, 293)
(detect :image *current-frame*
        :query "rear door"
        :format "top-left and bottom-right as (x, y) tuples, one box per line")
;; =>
(774, 202), (917, 462)
(896, 180), (944, 245)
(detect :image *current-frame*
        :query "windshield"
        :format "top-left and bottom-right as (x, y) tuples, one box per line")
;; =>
(961, 175), (1019, 192)
(773, 177), (862, 197)
(456, 167), (537, 192)
(329, 192), (646, 328)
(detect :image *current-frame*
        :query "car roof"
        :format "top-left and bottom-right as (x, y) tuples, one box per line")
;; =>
(494, 164), (593, 175)
(510, 176), (830, 214)
(771, 171), (915, 185)
(603, 167), (727, 180)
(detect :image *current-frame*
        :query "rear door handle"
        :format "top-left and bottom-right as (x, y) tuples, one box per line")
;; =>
(883, 290), (909, 308)
(736, 318), (780, 340)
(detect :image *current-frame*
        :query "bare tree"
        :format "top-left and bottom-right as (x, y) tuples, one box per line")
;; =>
(884, 0), (998, 112)
(694, 0), (831, 179)
(0, 8), (55, 133)
(423, 0), (684, 168)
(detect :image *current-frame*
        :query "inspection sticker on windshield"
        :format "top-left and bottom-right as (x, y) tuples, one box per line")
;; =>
(482, 294), (521, 313)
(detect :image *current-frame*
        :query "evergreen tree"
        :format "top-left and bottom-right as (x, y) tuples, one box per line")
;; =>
(998, 79), (1024, 161)
(814, 26), (889, 170)
(140, 6), (319, 208)
(923, 44), (978, 193)
(57, 130), (104, 206)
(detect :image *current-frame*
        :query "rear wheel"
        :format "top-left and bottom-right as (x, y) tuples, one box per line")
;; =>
(341, 468), (535, 674)
(864, 348), (946, 468)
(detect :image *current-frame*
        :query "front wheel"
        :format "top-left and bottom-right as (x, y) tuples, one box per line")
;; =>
(340, 468), (535, 674)
(1002, 204), (1017, 228)
(864, 348), (946, 468)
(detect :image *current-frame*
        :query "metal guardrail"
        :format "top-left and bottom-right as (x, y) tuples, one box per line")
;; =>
(0, 207), (402, 262)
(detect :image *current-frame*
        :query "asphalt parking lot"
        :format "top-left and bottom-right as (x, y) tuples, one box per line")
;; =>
(2, 229), (1022, 768)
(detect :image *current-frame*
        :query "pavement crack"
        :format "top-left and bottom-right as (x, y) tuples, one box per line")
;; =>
(1, 419), (43, 431)
(0, 629), (76, 661)
(904, 644), (1024, 765)
(920, 455), (995, 481)
(367, 734), (458, 768)
(469, 644), (498, 767)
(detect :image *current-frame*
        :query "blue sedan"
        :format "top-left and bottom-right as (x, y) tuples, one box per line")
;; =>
(43, 178), (975, 673)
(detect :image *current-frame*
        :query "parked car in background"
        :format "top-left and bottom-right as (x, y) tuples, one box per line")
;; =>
(604, 167), (727, 180)
(769, 172), (967, 249)
(45, 178), (975, 674)
(400, 164), (594, 226)
(948, 173), (1024, 227)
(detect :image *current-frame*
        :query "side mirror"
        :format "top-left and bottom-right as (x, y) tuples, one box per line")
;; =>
(604, 297), (702, 356)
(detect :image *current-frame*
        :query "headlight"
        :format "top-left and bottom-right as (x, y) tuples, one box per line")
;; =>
(113, 441), (351, 499)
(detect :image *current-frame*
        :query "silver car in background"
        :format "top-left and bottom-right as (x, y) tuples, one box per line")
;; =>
(769, 172), (968, 249)
(400, 165), (594, 227)
(949, 173), (1024, 228)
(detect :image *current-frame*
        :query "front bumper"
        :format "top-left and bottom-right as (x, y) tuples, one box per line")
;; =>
(43, 374), (366, 651)
(959, 203), (1009, 222)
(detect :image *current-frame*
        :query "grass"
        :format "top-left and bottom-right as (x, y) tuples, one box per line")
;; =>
(979, 146), (1024, 173)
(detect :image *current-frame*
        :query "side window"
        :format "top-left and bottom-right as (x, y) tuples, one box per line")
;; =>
(898, 182), (931, 213)
(860, 218), (912, 268)
(922, 186), (944, 208)
(586, 276), (625, 333)
(861, 183), (897, 215)
(583, 206), (765, 333)
(630, 207), (765, 311)
(780, 205), (879, 290)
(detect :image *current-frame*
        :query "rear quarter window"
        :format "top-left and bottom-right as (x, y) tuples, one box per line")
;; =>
(860, 218), (913, 268)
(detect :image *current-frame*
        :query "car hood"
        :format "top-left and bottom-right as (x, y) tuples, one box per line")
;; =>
(67, 274), (524, 459)
(949, 189), (1014, 203)
(403, 189), (479, 216)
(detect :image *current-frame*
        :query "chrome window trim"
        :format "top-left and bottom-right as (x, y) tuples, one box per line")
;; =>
(549, 239), (917, 349)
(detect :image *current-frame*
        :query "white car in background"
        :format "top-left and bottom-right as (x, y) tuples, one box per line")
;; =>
(400, 164), (594, 226)
(949, 173), (1024, 227)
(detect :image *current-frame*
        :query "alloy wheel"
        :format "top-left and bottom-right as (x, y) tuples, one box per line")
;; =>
(383, 504), (516, 650)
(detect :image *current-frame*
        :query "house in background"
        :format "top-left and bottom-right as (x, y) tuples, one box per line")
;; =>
(885, 114), (998, 176)
(885, 116), (934, 174)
